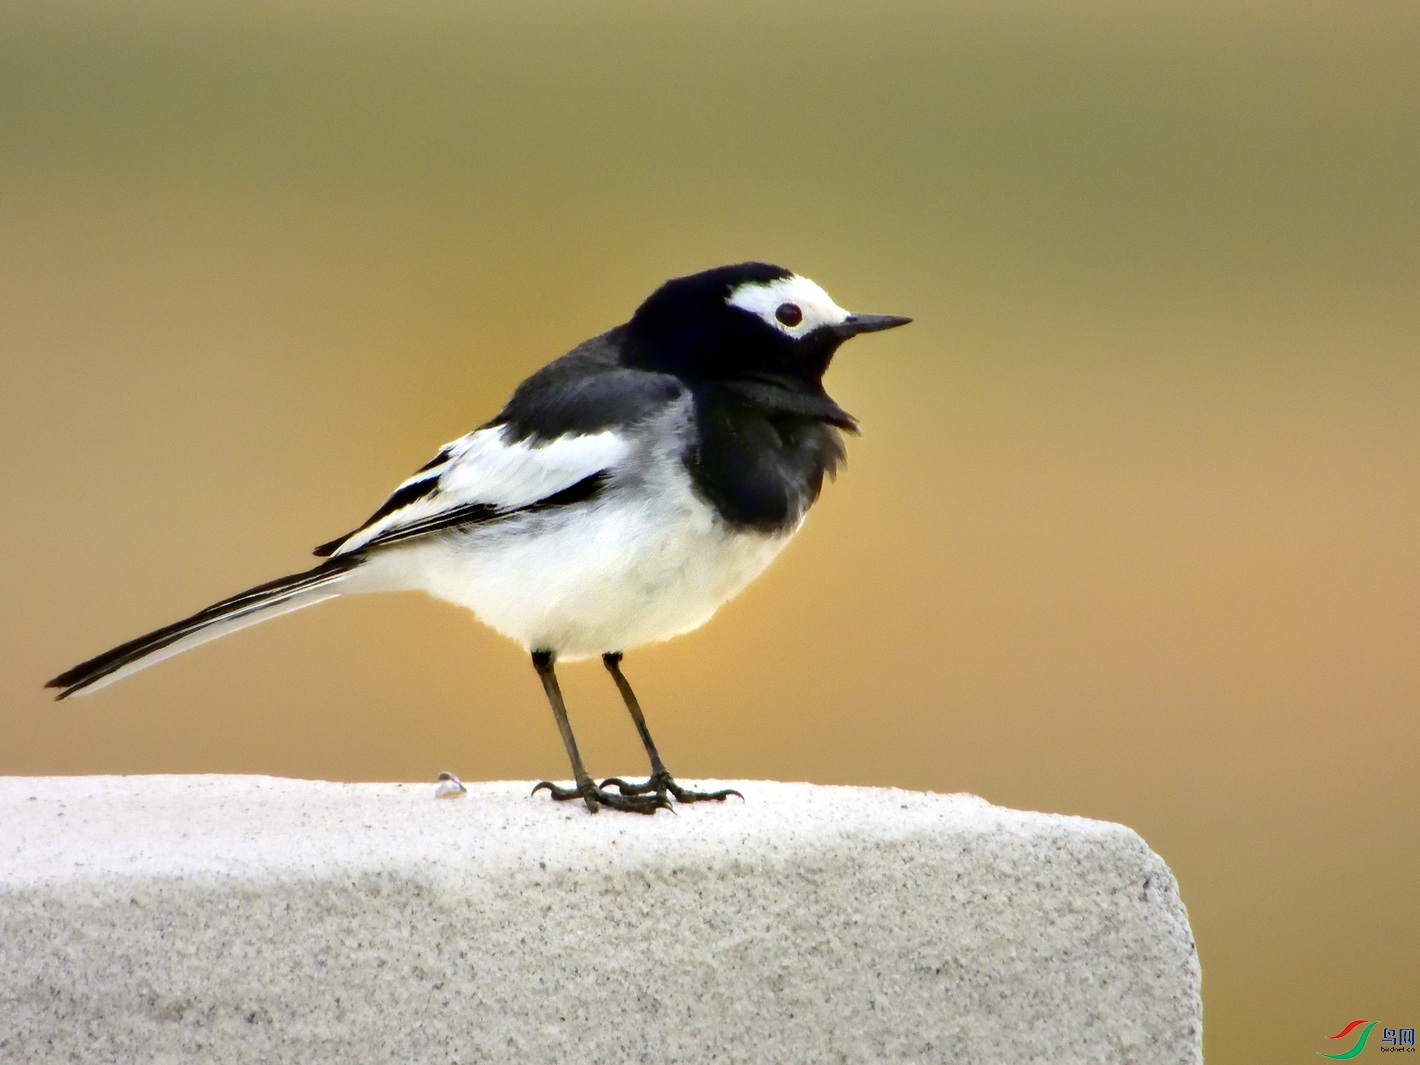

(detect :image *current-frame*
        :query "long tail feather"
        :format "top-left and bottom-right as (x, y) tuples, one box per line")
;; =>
(46, 556), (362, 699)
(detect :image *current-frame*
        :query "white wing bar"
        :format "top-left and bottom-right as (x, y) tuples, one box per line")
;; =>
(330, 426), (630, 557)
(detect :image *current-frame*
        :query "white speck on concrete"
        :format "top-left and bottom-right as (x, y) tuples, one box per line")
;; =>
(0, 775), (1201, 1063)
(434, 771), (467, 799)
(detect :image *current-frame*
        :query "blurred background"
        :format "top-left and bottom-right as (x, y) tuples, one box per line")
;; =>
(2, 1), (1416, 1060)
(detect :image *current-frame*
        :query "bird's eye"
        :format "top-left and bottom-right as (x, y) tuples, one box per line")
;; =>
(775, 303), (803, 327)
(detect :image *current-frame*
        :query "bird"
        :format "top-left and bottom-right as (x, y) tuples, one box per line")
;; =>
(46, 262), (911, 813)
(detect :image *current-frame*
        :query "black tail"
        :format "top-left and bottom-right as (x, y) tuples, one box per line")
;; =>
(46, 556), (361, 700)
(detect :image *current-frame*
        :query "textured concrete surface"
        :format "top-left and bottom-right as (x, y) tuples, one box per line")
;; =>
(0, 776), (1201, 1064)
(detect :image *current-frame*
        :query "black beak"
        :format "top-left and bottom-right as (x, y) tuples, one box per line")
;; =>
(832, 313), (913, 339)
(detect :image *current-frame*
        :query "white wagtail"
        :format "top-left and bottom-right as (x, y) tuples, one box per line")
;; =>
(48, 262), (910, 813)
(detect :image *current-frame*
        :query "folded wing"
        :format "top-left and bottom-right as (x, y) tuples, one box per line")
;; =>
(313, 426), (632, 558)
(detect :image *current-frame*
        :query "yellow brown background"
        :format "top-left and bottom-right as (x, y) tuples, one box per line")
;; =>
(2, 3), (1416, 1061)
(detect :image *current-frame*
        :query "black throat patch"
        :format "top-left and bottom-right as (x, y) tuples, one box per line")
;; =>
(682, 381), (849, 533)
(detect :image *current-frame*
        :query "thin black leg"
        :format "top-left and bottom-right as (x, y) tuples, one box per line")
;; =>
(599, 652), (742, 804)
(529, 650), (669, 815)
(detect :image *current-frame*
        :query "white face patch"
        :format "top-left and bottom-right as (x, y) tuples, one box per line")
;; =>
(725, 274), (852, 339)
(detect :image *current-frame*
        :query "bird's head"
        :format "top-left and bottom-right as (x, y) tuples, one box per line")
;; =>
(626, 262), (910, 386)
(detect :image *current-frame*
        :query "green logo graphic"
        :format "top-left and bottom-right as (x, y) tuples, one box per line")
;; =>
(1320, 1021), (1378, 1060)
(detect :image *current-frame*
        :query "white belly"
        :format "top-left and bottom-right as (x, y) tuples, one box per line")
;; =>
(370, 478), (797, 659)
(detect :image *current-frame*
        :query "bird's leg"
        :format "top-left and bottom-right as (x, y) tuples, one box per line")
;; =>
(529, 650), (669, 814)
(598, 652), (742, 804)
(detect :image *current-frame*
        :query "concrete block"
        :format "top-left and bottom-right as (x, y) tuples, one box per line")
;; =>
(0, 775), (1201, 1063)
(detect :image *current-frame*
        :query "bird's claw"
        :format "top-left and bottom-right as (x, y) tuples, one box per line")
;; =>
(531, 779), (672, 815)
(599, 772), (742, 804)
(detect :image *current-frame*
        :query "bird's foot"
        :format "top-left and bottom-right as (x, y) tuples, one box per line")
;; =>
(600, 772), (742, 804)
(531, 778), (671, 815)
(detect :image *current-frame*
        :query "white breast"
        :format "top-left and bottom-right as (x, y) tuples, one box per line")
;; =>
(358, 403), (800, 658)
